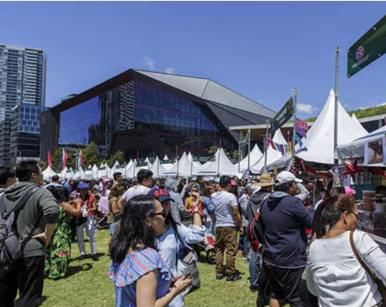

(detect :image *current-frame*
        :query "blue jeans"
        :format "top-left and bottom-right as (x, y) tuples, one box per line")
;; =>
(249, 250), (262, 287)
(109, 223), (115, 236)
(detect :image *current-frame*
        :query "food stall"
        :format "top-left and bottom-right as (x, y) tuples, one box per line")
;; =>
(337, 130), (386, 252)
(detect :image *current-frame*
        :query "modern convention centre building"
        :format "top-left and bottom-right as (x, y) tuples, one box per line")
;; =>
(40, 69), (275, 160)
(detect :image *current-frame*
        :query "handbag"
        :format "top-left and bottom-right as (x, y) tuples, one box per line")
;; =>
(174, 227), (200, 291)
(350, 231), (386, 302)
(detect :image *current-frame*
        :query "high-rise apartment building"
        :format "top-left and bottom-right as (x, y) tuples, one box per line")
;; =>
(0, 44), (46, 165)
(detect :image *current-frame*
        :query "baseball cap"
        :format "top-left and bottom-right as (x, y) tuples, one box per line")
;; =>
(148, 189), (174, 203)
(77, 182), (89, 189)
(276, 171), (302, 184)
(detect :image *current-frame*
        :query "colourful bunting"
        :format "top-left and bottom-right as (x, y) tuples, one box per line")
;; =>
(295, 125), (307, 138)
(295, 134), (303, 147)
(296, 118), (309, 132)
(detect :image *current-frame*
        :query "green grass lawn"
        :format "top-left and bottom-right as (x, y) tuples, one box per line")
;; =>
(41, 229), (257, 307)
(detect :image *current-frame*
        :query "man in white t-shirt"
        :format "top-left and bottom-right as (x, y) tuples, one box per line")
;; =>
(118, 169), (153, 207)
(211, 175), (243, 282)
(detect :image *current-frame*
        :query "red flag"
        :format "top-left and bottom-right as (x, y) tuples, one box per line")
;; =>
(175, 145), (179, 160)
(268, 138), (277, 150)
(136, 150), (139, 160)
(48, 151), (53, 168)
(219, 139), (222, 149)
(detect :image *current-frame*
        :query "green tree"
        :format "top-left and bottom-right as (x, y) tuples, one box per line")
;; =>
(66, 151), (76, 169)
(39, 160), (47, 170)
(110, 150), (125, 166)
(84, 142), (99, 167)
(100, 159), (111, 167)
(232, 150), (239, 160)
(52, 149), (62, 172)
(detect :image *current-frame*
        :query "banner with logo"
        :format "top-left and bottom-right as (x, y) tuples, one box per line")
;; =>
(347, 14), (386, 78)
(270, 97), (294, 134)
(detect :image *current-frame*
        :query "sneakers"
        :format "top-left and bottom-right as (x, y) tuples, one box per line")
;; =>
(216, 274), (225, 280)
(226, 272), (242, 282)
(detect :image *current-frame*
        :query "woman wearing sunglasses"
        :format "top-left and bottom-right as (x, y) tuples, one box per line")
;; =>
(306, 194), (386, 307)
(148, 189), (205, 307)
(108, 195), (191, 307)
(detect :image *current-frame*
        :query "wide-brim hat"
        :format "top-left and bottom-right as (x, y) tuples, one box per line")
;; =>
(256, 174), (274, 187)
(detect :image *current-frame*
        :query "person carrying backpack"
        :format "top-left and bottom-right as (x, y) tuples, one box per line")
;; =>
(0, 161), (59, 307)
(247, 174), (274, 300)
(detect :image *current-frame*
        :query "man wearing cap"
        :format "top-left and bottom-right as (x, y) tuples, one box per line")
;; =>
(260, 171), (314, 307)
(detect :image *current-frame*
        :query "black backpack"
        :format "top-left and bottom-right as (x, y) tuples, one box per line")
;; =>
(247, 196), (269, 253)
(0, 188), (40, 277)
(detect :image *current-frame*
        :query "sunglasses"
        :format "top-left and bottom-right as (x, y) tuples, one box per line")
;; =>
(347, 210), (359, 220)
(150, 210), (166, 218)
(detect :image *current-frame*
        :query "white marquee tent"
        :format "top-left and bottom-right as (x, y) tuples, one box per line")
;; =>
(296, 89), (368, 164)
(42, 166), (58, 181)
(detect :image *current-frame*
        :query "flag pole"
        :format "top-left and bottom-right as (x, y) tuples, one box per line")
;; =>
(334, 47), (339, 166)
(264, 119), (269, 168)
(292, 88), (298, 163)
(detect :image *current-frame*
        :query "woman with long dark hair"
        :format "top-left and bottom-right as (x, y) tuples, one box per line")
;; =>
(306, 194), (386, 307)
(109, 195), (191, 307)
(148, 189), (205, 307)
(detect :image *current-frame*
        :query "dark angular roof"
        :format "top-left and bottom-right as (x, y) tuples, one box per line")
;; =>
(134, 70), (276, 119)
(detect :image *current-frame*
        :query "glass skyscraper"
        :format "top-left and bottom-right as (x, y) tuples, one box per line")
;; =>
(41, 69), (275, 161)
(0, 44), (46, 164)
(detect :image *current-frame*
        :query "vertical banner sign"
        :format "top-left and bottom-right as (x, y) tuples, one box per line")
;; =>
(270, 97), (294, 134)
(347, 14), (386, 78)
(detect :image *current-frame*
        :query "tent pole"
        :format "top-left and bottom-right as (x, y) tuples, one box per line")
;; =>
(247, 129), (251, 172)
(238, 132), (242, 173)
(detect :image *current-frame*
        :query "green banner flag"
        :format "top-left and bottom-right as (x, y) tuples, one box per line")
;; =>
(270, 97), (294, 134)
(347, 14), (386, 78)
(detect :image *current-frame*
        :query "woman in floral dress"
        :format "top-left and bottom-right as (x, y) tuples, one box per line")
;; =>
(45, 185), (81, 279)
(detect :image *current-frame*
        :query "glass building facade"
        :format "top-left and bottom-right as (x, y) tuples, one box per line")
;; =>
(10, 103), (47, 161)
(58, 80), (232, 157)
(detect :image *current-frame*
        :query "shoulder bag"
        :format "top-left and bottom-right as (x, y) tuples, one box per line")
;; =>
(350, 231), (386, 303)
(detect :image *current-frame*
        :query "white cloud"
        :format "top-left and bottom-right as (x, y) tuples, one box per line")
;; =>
(143, 56), (155, 70)
(297, 103), (318, 115)
(164, 67), (175, 74)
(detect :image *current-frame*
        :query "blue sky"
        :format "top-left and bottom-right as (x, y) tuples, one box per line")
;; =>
(1, 2), (386, 118)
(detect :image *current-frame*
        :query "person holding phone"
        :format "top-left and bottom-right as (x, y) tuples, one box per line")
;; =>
(148, 189), (205, 307)
(109, 195), (191, 307)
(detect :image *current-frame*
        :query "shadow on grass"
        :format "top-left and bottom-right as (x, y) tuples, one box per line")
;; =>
(72, 252), (106, 261)
(63, 263), (94, 279)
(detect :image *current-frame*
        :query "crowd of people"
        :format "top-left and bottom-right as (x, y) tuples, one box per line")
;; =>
(0, 160), (386, 307)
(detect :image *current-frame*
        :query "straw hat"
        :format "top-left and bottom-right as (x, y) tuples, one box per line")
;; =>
(256, 174), (274, 187)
